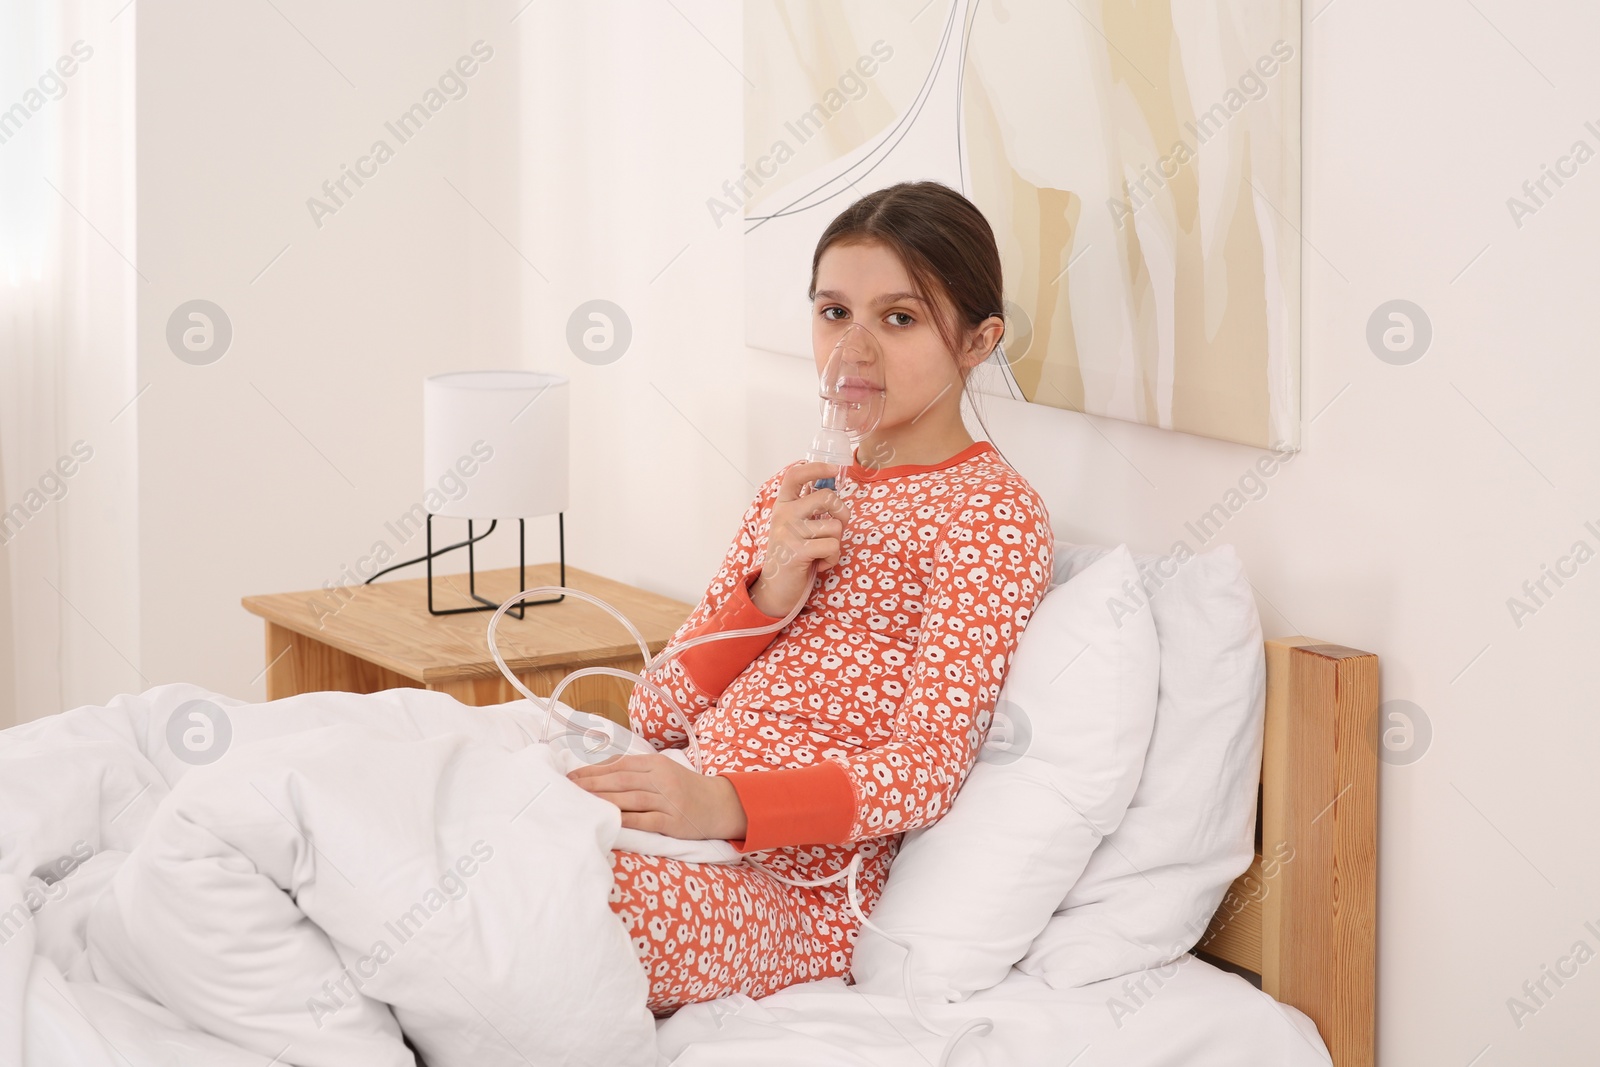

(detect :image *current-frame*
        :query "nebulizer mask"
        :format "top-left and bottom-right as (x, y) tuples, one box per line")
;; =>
(484, 324), (989, 1063)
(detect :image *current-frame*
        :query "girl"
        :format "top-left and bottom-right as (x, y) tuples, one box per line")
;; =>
(567, 180), (1054, 1015)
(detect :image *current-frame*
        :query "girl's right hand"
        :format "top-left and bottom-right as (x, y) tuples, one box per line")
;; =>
(750, 461), (851, 618)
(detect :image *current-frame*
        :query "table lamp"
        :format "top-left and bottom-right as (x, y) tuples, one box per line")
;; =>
(422, 370), (569, 618)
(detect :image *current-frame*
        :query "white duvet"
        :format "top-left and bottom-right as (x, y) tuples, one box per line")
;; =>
(0, 682), (661, 1067)
(0, 683), (1333, 1067)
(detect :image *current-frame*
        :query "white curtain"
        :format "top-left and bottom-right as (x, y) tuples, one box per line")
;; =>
(0, 0), (139, 726)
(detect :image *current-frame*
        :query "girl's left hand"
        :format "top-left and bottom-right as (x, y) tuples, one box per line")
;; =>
(566, 753), (747, 841)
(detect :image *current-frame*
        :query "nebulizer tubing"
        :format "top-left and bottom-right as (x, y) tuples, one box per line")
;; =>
(484, 554), (817, 769)
(480, 324), (992, 1065)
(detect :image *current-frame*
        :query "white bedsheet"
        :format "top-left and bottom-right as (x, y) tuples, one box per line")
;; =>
(657, 956), (1333, 1066)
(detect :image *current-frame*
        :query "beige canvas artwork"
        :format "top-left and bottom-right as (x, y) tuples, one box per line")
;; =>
(736, 0), (1302, 450)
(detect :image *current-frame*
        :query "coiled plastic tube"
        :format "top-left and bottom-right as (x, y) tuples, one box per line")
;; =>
(484, 556), (816, 771)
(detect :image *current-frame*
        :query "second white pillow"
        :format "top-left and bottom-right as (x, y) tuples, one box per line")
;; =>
(1017, 541), (1266, 990)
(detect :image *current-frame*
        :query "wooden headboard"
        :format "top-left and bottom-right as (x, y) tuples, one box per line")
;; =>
(1193, 637), (1377, 1067)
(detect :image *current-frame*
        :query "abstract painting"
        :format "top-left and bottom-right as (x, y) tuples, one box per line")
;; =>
(739, 0), (1302, 450)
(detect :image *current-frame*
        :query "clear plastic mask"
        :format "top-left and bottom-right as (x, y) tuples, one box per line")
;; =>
(808, 322), (887, 475)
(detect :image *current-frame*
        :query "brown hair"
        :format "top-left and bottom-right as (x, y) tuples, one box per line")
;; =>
(807, 180), (1010, 467)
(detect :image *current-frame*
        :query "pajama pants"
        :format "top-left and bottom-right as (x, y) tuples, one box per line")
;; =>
(606, 844), (893, 1016)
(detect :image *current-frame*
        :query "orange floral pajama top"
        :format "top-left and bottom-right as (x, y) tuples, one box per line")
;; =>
(606, 439), (1053, 1015)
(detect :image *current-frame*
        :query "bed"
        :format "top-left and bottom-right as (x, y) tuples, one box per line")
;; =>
(0, 620), (1374, 1065)
(653, 636), (1377, 1067)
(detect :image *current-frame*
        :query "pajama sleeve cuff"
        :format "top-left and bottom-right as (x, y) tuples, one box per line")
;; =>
(720, 759), (856, 852)
(674, 567), (788, 699)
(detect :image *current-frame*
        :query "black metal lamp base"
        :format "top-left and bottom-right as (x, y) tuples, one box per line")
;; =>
(425, 512), (566, 618)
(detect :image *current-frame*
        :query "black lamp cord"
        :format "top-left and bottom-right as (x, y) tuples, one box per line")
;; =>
(361, 520), (499, 585)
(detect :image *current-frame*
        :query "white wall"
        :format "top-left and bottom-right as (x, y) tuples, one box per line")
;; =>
(112, 0), (1600, 1061)
(133, 0), (526, 694)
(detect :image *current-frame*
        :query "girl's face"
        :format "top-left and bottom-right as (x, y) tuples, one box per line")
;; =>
(811, 240), (979, 453)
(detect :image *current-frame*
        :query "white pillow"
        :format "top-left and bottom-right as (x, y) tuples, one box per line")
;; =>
(850, 545), (1159, 1001)
(1017, 540), (1266, 988)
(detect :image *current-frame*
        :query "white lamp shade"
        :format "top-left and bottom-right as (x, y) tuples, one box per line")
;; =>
(423, 370), (569, 519)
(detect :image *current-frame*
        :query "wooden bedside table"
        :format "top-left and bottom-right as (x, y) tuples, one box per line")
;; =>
(241, 563), (693, 728)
